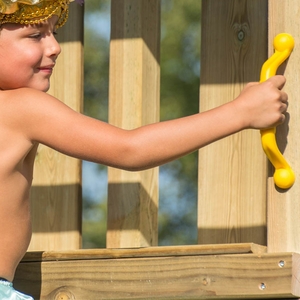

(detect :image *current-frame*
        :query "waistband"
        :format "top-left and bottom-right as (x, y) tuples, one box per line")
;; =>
(0, 278), (12, 287)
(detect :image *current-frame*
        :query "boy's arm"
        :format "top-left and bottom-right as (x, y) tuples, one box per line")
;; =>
(8, 75), (287, 171)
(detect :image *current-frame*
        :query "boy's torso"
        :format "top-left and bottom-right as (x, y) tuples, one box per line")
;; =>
(0, 94), (38, 281)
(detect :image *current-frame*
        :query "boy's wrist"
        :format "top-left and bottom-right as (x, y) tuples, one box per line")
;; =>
(226, 98), (251, 132)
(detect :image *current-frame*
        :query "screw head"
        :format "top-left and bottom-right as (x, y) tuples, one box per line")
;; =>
(259, 283), (267, 290)
(279, 260), (285, 268)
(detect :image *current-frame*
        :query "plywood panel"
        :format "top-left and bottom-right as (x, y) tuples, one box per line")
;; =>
(198, 0), (268, 245)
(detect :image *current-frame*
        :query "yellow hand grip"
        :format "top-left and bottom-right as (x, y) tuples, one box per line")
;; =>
(260, 33), (295, 189)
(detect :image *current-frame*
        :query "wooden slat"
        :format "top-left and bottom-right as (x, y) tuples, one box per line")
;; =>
(29, 3), (84, 251)
(21, 243), (266, 262)
(198, 0), (268, 245)
(15, 250), (300, 299)
(267, 0), (300, 253)
(107, 0), (160, 248)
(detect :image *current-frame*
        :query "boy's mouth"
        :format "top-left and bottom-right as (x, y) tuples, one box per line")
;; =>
(38, 65), (55, 74)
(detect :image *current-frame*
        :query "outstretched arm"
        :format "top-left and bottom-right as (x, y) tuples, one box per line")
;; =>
(6, 75), (287, 171)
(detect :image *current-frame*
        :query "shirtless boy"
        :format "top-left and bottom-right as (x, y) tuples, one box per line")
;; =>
(0, 0), (288, 299)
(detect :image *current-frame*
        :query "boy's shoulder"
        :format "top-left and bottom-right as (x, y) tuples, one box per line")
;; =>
(0, 87), (83, 143)
(0, 89), (39, 130)
(0, 87), (46, 100)
(0, 88), (44, 107)
(0, 88), (64, 114)
(0, 88), (70, 133)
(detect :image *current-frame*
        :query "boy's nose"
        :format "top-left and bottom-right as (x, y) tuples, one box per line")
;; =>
(46, 34), (61, 58)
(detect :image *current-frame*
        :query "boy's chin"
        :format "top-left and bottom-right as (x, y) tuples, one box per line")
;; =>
(32, 83), (50, 92)
(42, 86), (50, 92)
(29, 79), (51, 92)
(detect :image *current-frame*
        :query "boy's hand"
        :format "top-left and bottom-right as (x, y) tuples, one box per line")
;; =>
(235, 75), (288, 130)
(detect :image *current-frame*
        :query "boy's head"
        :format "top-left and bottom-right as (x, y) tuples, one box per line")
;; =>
(0, 0), (74, 28)
(0, 0), (77, 92)
(0, 0), (83, 92)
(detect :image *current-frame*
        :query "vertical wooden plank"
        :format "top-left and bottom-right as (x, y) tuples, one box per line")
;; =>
(198, 0), (268, 245)
(107, 0), (160, 248)
(267, 0), (300, 253)
(29, 3), (84, 251)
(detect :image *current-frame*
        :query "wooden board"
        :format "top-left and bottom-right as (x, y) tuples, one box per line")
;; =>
(21, 243), (267, 262)
(198, 0), (268, 245)
(29, 3), (84, 251)
(267, 0), (300, 253)
(107, 0), (160, 248)
(14, 246), (300, 300)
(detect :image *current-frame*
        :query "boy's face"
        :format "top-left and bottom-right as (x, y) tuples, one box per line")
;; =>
(0, 15), (61, 92)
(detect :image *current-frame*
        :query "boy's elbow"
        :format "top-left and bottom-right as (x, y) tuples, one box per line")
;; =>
(114, 138), (155, 172)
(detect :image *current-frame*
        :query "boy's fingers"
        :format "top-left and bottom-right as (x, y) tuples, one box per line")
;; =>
(245, 82), (259, 89)
(281, 91), (288, 103)
(268, 75), (286, 89)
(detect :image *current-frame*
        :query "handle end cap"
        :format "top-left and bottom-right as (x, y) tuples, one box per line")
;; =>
(274, 33), (295, 53)
(274, 168), (295, 189)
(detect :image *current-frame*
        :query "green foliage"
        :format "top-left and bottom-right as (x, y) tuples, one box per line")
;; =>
(83, 0), (110, 121)
(82, 199), (107, 248)
(161, 0), (201, 119)
(82, 0), (201, 248)
(82, 0), (110, 249)
(83, 0), (109, 15)
(158, 0), (201, 245)
(160, 0), (201, 186)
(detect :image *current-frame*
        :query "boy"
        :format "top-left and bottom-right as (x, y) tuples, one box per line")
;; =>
(0, 0), (288, 299)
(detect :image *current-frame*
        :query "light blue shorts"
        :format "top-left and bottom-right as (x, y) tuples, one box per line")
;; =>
(0, 279), (33, 300)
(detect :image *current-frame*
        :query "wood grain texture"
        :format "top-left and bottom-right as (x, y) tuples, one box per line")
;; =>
(198, 0), (268, 245)
(107, 0), (160, 248)
(29, 3), (84, 251)
(267, 0), (300, 253)
(21, 243), (267, 262)
(15, 248), (300, 299)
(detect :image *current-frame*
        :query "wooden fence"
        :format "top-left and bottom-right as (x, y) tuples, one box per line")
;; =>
(14, 0), (300, 299)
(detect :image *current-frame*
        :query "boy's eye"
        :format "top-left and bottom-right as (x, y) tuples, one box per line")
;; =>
(29, 33), (42, 39)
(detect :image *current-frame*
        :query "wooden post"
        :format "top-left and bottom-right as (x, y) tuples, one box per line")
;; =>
(198, 0), (268, 245)
(107, 0), (160, 248)
(267, 0), (300, 253)
(28, 3), (84, 251)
